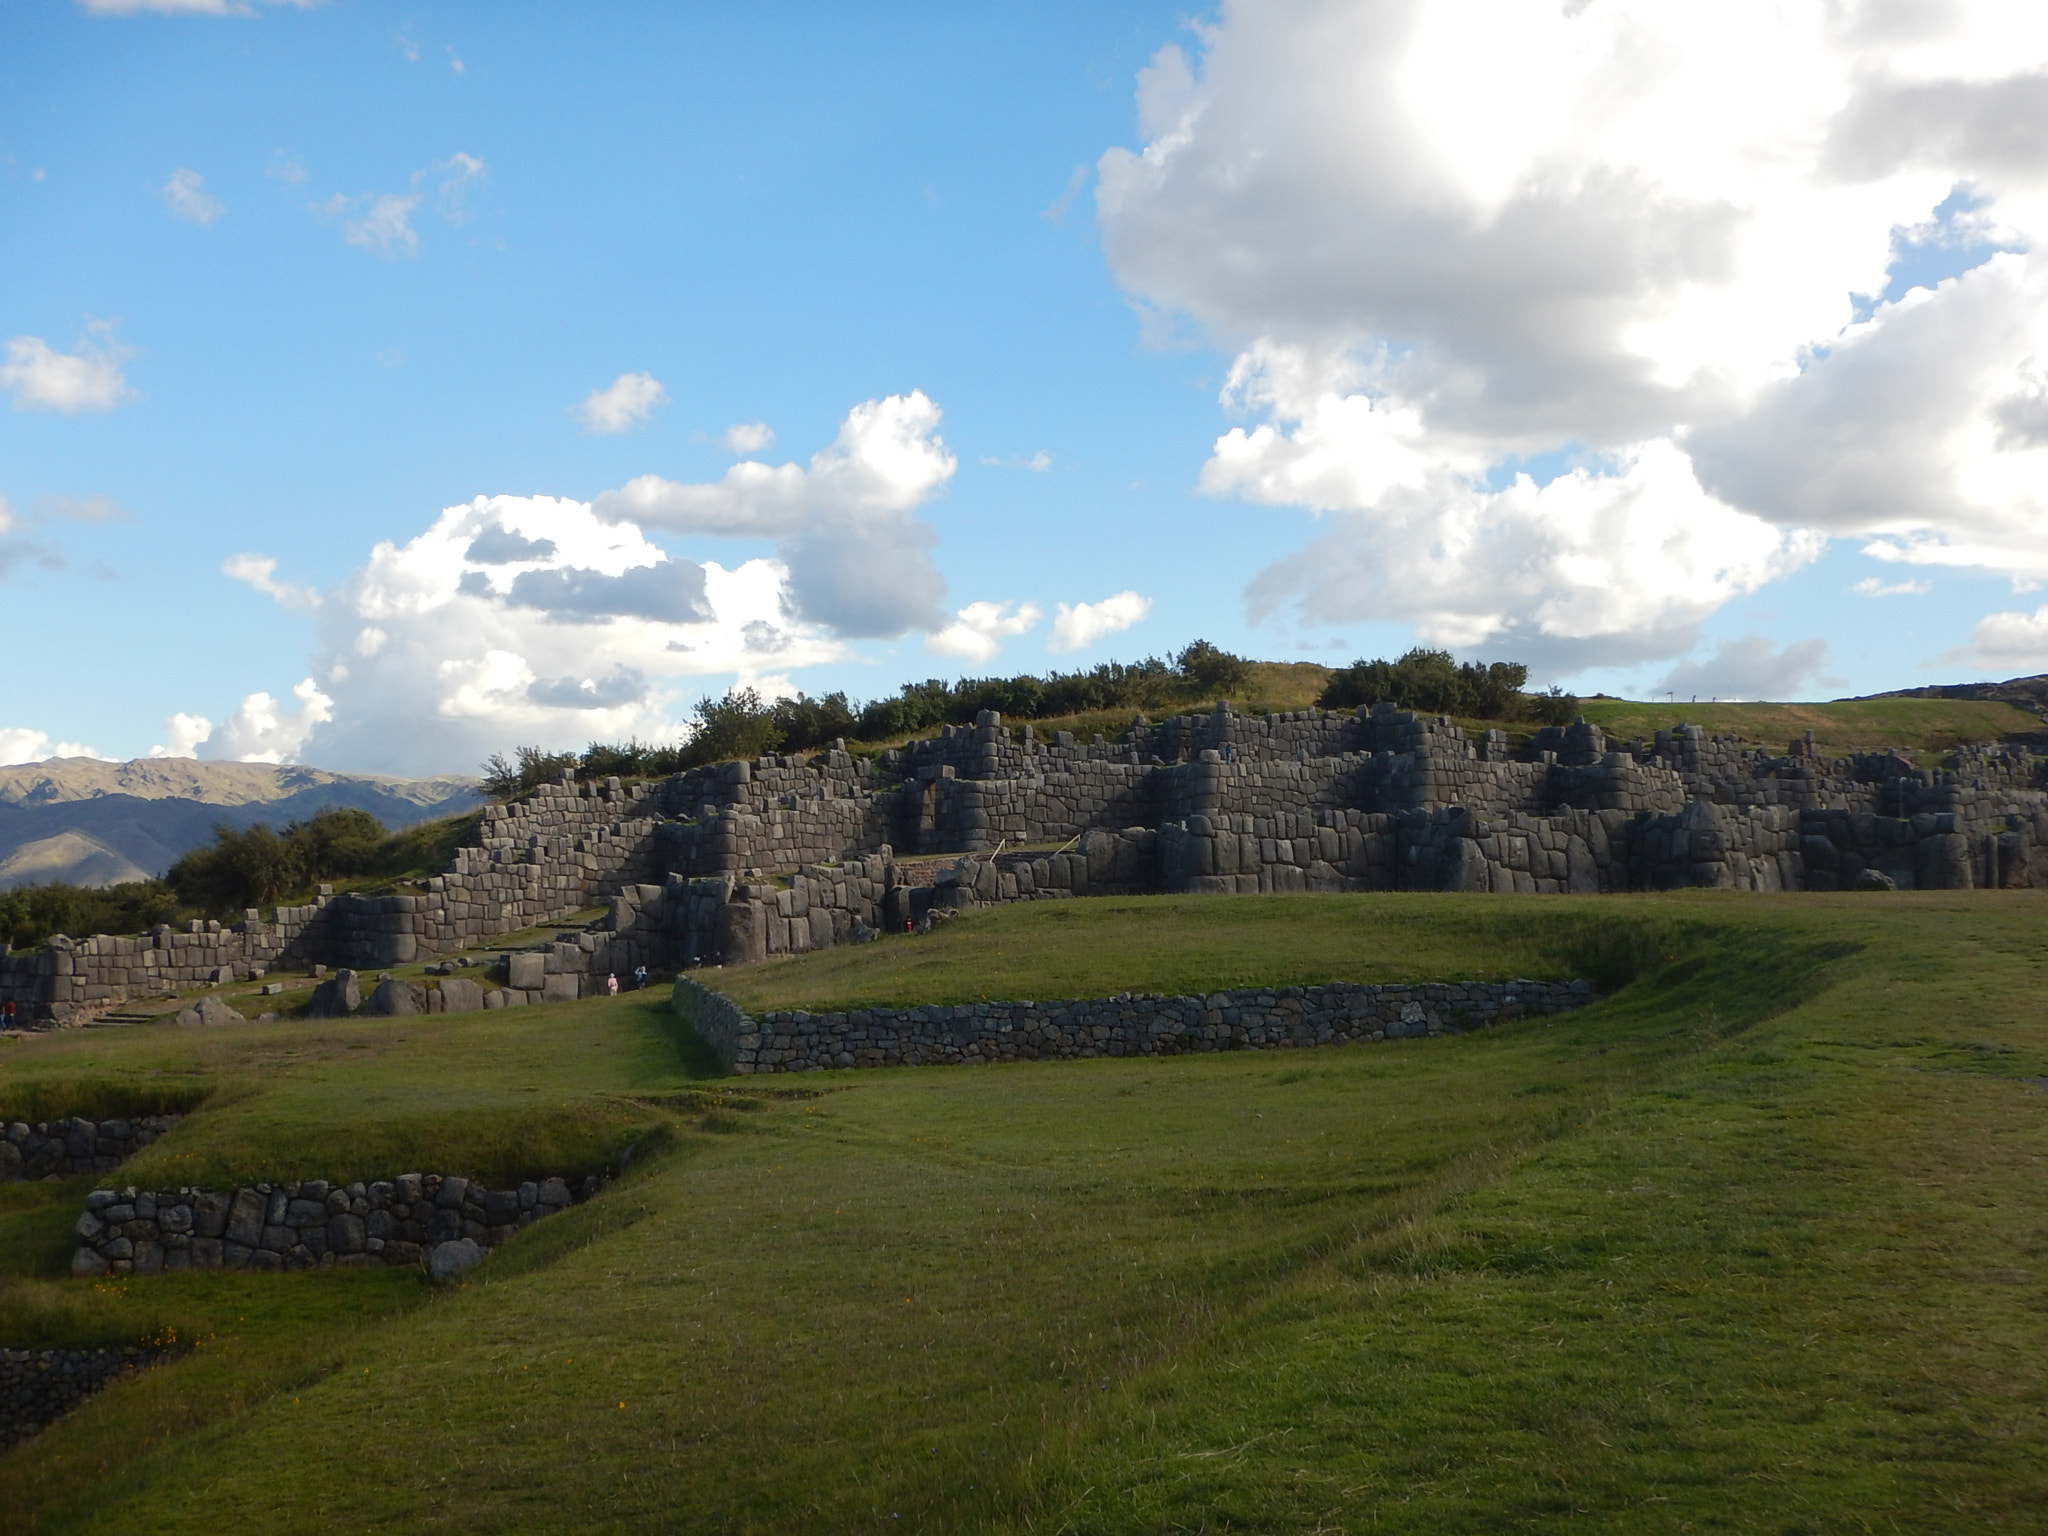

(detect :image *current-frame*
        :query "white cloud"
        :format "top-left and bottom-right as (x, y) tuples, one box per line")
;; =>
(926, 600), (1042, 664)
(160, 167), (222, 224)
(578, 372), (669, 435)
(722, 421), (774, 454)
(0, 326), (135, 413)
(1944, 605), (2048, 675)
(1657, 636), (1840, 702)
(1852, 577), (1931, 597)
(316, 153), (485, 259)
(0, 728), (105, 765)
(982, 450), (1054, 472)
(147, 713), (213, 759)
(597, 391), (955, 638)
(227, 492), (847, 774)
(42, 493), (125, 523)
(224, 552), (316, 610)
(197, 680), (333, 764)
(1097, 0), (2048, 668)
(79, 0), (314, 13)
(1049, 590), (1151, 653)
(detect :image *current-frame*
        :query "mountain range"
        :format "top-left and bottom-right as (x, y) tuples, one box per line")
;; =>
(0, 759), (483, 892)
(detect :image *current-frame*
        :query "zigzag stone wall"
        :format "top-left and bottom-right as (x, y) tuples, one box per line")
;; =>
(8, 701), (2048, 1022)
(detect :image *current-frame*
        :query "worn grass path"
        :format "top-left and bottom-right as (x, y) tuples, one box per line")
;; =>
(1, 893), (2044, 1532)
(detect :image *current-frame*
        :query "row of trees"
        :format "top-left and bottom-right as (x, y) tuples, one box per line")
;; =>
(480, 641), (1256, 799)
(1316, 648), (1578, 725)
(0, 808), (481, 950)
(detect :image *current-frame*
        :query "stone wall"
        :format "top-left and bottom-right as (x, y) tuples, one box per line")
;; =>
(9, 701), (2048, 1023)
(1, 1347), (160, 1448)
(69, 1171), (606, 1277)
(2, 1115), (184, 1182)
(675, 976), (1596, 1074)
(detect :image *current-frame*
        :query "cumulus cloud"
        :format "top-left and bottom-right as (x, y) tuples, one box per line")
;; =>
(196, 681), (334, 764)
(722, 421), (774, 454)
(1097, 0), (2048, 670)
(160, 167), (222, 224)
(464, 526), (556, 564)
(1050, 590), (1151, 653)
(597, 391), (955, 638)
(1657, 636), (1840, 702)
(1852, 576), (1931, 597)
(0, 728), (105, 766)
(1944, 605), (2048, 674)
(501, 559), (709, 624)
(316, 153), (485, 258)
(577, 372), (668, 435)
(224, 552), (316, 610)
(927, 600), (1042, 663)
(1, 325), (135, 413)
(227, 493), (845, 774)
(147, 712), (213, 759)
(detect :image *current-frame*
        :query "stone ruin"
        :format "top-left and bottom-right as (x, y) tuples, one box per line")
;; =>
(6, 702), (2048, 1023)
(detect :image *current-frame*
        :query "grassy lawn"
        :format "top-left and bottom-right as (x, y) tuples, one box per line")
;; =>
(2, 893), (2045, 1531)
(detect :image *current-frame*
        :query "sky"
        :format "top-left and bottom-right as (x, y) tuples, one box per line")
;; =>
(4, 0), (2048, 776)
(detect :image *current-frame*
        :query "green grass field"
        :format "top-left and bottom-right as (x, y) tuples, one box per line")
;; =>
(3, 892), (2046, 1532)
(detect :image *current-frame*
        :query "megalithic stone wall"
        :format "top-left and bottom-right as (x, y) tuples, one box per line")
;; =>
(7, 703), (2048, 1024)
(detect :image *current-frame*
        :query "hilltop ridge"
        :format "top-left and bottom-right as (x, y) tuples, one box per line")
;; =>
(0, 759), (480, 892)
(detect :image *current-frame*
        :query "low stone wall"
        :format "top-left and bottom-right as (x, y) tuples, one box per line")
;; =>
(70, 1171), (605, 1277)
(679, 978), (1595, 1074)
(2, 1115), (183, 1183)
(2, 1346), (160, 1448)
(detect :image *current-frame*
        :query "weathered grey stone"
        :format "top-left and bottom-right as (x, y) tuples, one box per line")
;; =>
(360, 979), (423, 1016)
(305, 969), (361, 1018)
(437, 978), (485, 1014)
(506, 953), (546, 991)
(174, 994), (246, 1028)
(428, 1237), (483, 1282)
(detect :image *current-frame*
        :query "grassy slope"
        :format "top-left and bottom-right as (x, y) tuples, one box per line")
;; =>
(0, 894), (2045, 1532)
(1571, 695), (2040, 756)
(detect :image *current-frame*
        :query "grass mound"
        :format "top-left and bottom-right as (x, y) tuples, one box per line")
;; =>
(2, 892), (2045, 1531)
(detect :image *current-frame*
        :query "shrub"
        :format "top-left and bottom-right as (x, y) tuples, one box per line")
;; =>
(1318, 647), (1578, 725)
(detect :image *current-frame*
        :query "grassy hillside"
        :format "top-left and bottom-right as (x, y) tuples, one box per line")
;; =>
(1572, 695), (2040, 756)
(3, 893), (2047, 1530)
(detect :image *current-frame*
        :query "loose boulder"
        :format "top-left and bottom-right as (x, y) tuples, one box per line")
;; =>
(428, 1237), (483, 1282)
(360, 979), (424, 1016)
(305, 968), (361, 1018)
(1850, 867), (1900, 892)
(174, 995), (246, 1028)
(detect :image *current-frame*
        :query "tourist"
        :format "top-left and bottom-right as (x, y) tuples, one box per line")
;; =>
(606, 972), (619, 996)
(1, 999), (14, 1029)
(633, 965), (648, 991)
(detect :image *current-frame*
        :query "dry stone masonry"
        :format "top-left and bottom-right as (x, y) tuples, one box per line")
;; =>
(2, 1347), (160, 1448)
(69, 1171), (605, 1279)
(673, 976), (1596, 1074)
(2, 1115), (183, 1182)
(9, 701), (2048, 1022)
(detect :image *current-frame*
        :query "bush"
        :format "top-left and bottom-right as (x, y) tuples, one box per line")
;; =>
(1318, 647), (1577, 725)
(0, 880), (182, 951)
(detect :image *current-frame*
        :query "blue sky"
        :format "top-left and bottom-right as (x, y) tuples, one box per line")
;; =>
(4, 0), (2047, 774)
